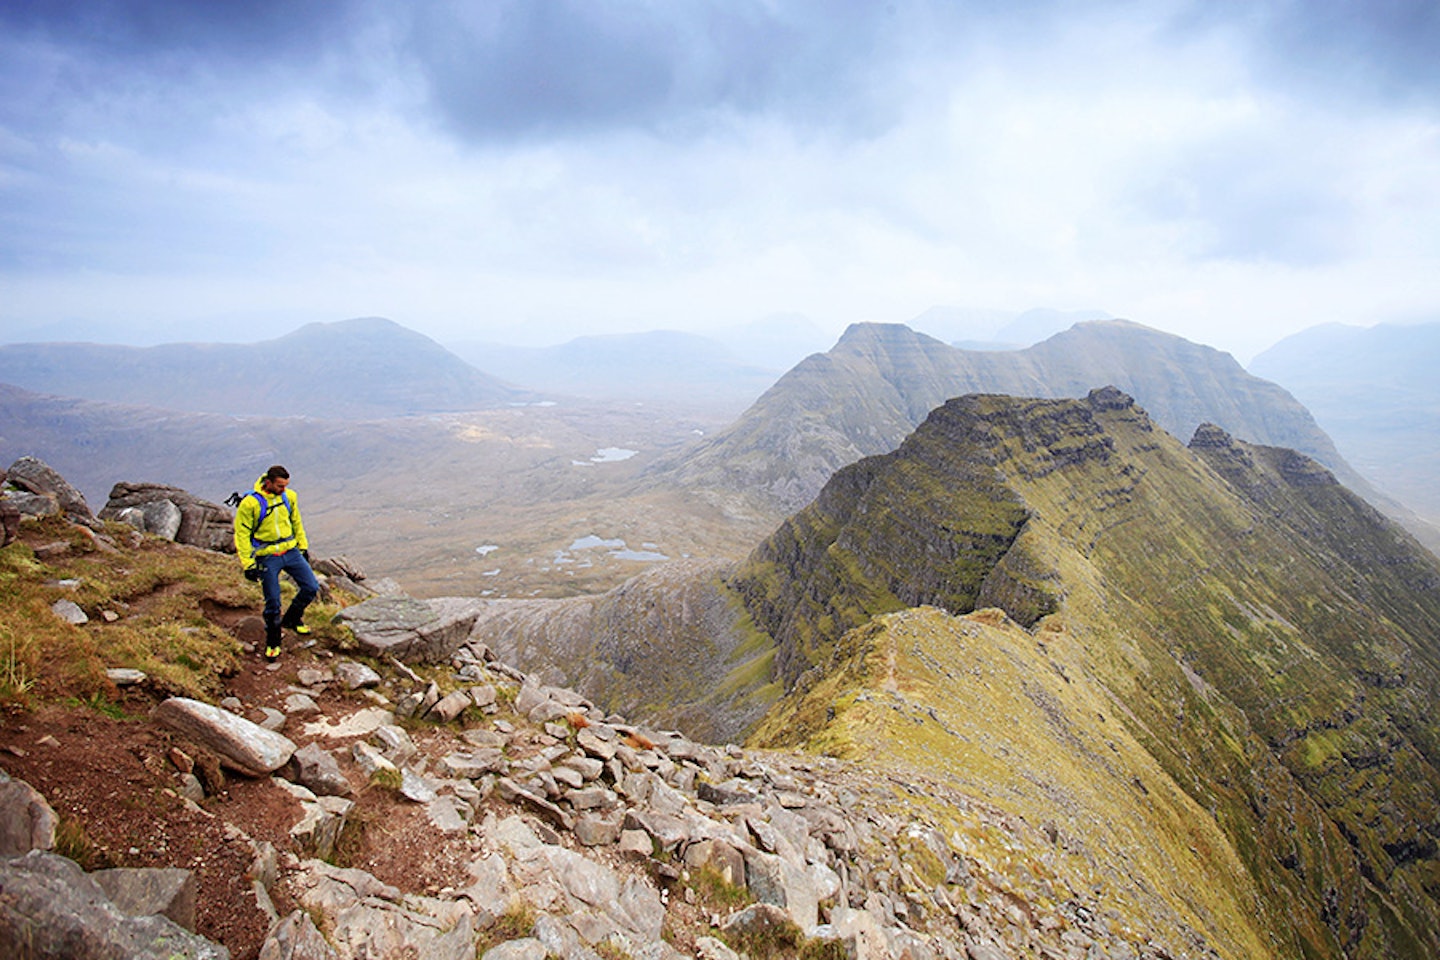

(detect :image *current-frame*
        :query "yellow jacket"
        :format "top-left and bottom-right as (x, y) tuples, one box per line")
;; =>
(233, 476), (308, 565)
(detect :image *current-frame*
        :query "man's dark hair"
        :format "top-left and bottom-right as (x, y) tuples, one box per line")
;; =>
(265, 465), (290, 481)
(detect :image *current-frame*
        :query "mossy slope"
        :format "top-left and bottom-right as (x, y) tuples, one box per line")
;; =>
(737, 388), (1440, 960)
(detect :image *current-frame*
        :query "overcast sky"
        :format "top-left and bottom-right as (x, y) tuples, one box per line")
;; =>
(2, 0), (1438, 362)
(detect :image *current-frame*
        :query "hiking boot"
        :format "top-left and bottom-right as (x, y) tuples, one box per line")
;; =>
(264, 643), (281, 662)
(291, 623), (311, 636)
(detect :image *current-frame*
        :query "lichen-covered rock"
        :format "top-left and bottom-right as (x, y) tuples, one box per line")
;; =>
(6, 456), (92, 521)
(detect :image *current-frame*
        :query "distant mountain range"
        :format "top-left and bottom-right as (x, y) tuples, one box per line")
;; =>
(1250, 321), (1440, 528)
(446, 330), (779, 416)
(479, 387), (1440, 959)
(0, 317), (528, 419)
(652, 318), (1440, 552)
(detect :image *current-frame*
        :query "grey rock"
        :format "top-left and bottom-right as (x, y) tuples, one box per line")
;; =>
(461, 852), (513, 919)
(6, 490), (60, 518)
(720, 902), (794, 938)
(51, 598), (88, 624)
(334, 595), (487, 663)
(400, 768), (439, 803)
(283, 693), (320, 716)
(100, 482), (234, 551)
(292, 859), (474, 960)
(333, 660), (381, 690)
(495, 777), (574, 831)
(91, 866), (197, 931)
(574, 812), (624, 847)
(258, 909), (339, 960)
(624, 810), (690, 853)
(428, 689), (474, 723)
(140, 498), (183, 540)
(469, 683), (498, 707)
(743, 847), (819, 931)
(461, 728), (509, 749)
(0, 849), (228, 959)
(576, 727), (618, 761)
(7, 456), (92, 520)
(559, 755), (605, 782)
(617, 829), (653, 860)
(286, 743), (351, 797)
(179, 773), (206, 802)
(154, 697), (297, 777)
(483, 939), (547, 960)
(0, 777), (57, 855)
(695, 936), (742, 960)
(351, 742), (399, 780)
(567, 785), (618, 811)
(256, 707), (288, 732)
(684, 839), (747, 889)
(426, 795), (471, 834)
(441, 748), (507, 779)
(371, 724), (418, 764)
(275, 780), (353, 861)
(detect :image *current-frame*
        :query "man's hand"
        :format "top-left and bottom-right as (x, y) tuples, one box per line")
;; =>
(300, 549), (311, 563)
(244, 564), (262, 582)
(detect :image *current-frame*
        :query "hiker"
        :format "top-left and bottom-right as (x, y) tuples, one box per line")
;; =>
(232, 465), (319, 662)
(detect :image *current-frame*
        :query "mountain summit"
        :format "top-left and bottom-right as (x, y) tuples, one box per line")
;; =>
(0, 317), (527, 418)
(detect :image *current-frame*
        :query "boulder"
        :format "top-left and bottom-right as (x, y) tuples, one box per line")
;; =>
(99, 482), (235, 552)
(90, 866), (198, 931)
(313, 555), (367, 582)
(6, 456), (92, 521)
(334, 596), (487, 663)
(0, 775), (58, 856)
(0, 849), (229, 959)
(153, 697), (297, 777)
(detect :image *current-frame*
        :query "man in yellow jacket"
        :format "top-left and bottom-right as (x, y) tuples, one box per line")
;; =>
(233, 465), (319, 661)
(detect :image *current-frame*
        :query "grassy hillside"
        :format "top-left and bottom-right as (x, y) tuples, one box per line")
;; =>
(733, 388), (1440, 959)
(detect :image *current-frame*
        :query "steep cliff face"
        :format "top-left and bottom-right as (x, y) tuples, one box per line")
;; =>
(735, 387), (1440, 960)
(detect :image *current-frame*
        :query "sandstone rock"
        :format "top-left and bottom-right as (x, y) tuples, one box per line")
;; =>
(313, 555), (367, 582)
(286, 743), (352, 797)
(0, 849), (228, 959)
(495, 777), (574, 831)
(91, 866), (198, 931)
(283, 693), (320, 716)
(7, 456), (92, 520)
(154, 697), (297, 777)
(0, 775), (58, 855)
(469, 684), (498, 707)
(107, 667), (147, 686)
(618, 829), (653, 860)
(275, 780), (354, 861)
(334, 596), (487, 663)
(258, 909), (339, 960)
(720, 902), (794, 939)
(6, 490), (59, 519)
(461, 852), (514, 920)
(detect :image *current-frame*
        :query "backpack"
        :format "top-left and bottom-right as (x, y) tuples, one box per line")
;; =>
(225, 489), (294, 549)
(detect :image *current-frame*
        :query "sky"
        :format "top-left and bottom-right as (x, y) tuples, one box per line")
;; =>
(2, 0), (1439, 364)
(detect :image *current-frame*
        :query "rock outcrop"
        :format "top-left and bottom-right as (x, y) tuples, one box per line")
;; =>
(99, 482), (236, 551)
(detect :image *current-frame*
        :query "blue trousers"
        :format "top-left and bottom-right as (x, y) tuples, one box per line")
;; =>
(256, 549), (319, 631)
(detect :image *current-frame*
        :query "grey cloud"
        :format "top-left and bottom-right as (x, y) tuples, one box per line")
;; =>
(398, 0), (913, 141)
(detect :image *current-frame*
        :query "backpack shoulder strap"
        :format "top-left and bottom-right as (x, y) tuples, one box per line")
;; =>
(248, 490), (270, 527)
